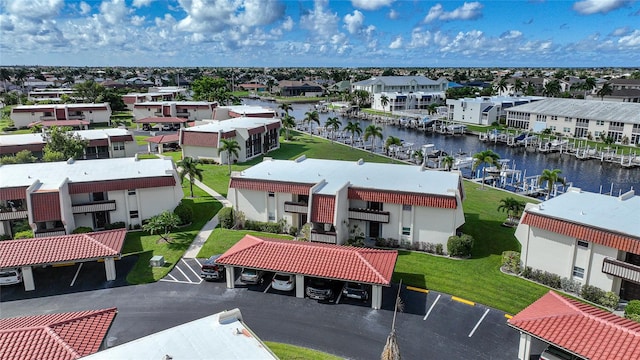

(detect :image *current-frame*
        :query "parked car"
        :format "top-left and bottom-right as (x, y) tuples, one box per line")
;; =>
(0, 268), (22, 286)
(271, 273), (295, 292)
(199, 255), (225, 281)
(306, 278), (333, 300)
(162, 124), (173, 131)
(240, 268), (265, 284)
(342, 282), (368, 301)
(142, 124), (151, 131)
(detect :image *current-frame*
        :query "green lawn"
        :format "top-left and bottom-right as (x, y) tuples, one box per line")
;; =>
(135, 135), (150, 145)
(197, 228), (293, 258)
(265, 342), (343, 360)
(121, 185), (222, 284)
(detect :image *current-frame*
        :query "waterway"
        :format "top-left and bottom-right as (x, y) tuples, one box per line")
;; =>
(243, 99), (640, 196)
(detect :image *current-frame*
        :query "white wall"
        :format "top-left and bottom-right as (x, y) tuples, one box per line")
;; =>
(414, 206), (458, 250)
(137, 186), (182, 220)
(589, 243), (618, 291)
(234, 189), (267, 221)
(183, 145), (221, 162)
(524, 227), (575, 278)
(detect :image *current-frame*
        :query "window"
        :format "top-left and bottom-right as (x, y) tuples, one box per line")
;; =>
(113, 142), (125, 151)
(402, 227), (411, 236)
(268, 192), (275, 197)
(129, 211), (139, 219)
(577, 240), (589, 248)
(128, 189), (136, 196)
(268, 213), (275, 221)
(596, 120), (605, 126)
(402, 204), (412, 211)
(563, 127), (571, 133)
(573, 266), (584, 279)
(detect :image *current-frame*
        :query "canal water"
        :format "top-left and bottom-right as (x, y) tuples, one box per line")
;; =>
(244, 99), (640, 195)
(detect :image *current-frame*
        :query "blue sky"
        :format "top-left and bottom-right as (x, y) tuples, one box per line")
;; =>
(1, 0), (639, 67)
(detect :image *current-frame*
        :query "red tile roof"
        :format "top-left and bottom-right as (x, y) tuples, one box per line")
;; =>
(145, 133), (180, 144)
(67, 176), (176, 194)
(0, 186), (28, 201)
(135, 117), (189, 124)
(216, 235), (398, 285)
(508, 291), (640, 360)
(348, 188), (457, 209)
(521, 212), (640, 254)
(311, 194), (335, 223)
(0, 308), (117, 360)
(0, 229), (126, 268)
(229, 178), (313, 195)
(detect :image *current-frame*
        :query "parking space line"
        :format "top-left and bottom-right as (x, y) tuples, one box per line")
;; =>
(70, 263), (83, 287)
(423, 294), (441, 321)
(263, 283), (272, 293)
(175, 264), (194, 283)
(165, 273), (177, 281)
(181, 258), (203, 282)
(468, 308), (490, 337)
(159, 279), (199, 284)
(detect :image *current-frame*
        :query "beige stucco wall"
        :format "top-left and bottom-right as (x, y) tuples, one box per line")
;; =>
(183, 145), (222, 162)
(589, 243), (618, 291)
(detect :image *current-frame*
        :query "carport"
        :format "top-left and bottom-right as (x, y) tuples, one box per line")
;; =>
(135, 117), (189, 131)
(215, 235), (398, 309)
(0, 229), (126, 291)
(144, 133), (180, 154)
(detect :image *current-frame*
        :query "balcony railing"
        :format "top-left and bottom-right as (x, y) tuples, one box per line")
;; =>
(72, 200), (116, 214)
(0, 210), (28, 221)
(284, 201), (309, 214)
(608, 126), (624, 132)
(35, 228), (66, 238)
(310, 231), (337, 244)
(67, 115), (86, 120)
(176, 112), (189, 118)
(348, 208), (390, 223)
(40, 115), (56, 121)
(602, 257), (640, 284)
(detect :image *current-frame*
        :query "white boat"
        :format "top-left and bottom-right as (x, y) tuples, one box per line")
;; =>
(446, 124), (467, 134)
(453, 156), (474, 169)
(517, 135), (539, 145)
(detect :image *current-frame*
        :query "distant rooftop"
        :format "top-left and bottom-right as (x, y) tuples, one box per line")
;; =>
(0, 128), (131, 146)
(507, 98), (640, 124)
(223, 104), (276, 115)
(353, 75), (444, 86)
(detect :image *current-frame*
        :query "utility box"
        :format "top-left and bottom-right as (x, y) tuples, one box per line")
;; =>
(150, 255), (165, 267)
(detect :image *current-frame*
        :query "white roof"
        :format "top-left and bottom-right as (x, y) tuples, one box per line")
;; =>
(506, 98), (640, 124)
(81, 309), (277, 360)
(528, 188), (640, 238)
(0, 129), (131, 146)
(0, 157), (175, 191)
(222, 105), (276, 115)
(12, 103), (109, 110)
(237, 157), (461, 196)
(134, 101), (213, 106)
(185, 117), (280, 134)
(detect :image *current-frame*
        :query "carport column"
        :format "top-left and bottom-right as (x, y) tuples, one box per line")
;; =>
(295, 274), (305, 298)
(21, 266), (35, 291)
(371, 285), (382, 309)
(518, 332), (532, 360)
(104, 257), (116, 281)
(225, 266), (235, 289)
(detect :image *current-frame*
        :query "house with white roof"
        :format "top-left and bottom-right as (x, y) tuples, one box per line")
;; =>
(446, 96), (546, 126)
(0, 128), (137, 159)
(28, 88), (76, 102)
(211, 104), (277, 120)
(352, 76), (449, 112)
(180, 117), (281, 163)
(228, 157), (465, 248)
(133, 101), (217, 121)
(11, 103), (112, 129)
(0, 157), (183, 238)
(505, 98), (640, 143)
(515, 187), (640, 300)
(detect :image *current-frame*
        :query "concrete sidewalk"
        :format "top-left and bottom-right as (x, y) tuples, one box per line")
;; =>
(182, 178), (231, 259)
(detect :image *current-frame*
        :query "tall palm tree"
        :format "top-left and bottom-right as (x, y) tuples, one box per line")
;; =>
(220, 138), (241, 175)
(597, 83), (613, 101)
(495, 78), (508, 95)
(472, 149), (500, 189)
(412, 149), (424, 166)
(281, 114), (296, 141)
(538, 168), (566, 200)
(279, 102), (293, 116)
(177, 157), (203, 198)
(343, 121), (362, 148)
(513, 79), (524, 95)
(497, 197), (525, 224)
(380, 94), (389, 114)
(583, 77), (596, 97)
(543, 80), (561, 97)
(304, 110), (320, 138)
(441, 155), (455, 171)
(384, 136), (402, 156)
(364, 124), (383, 151)
(427, 103), (439, 116)
(325, 117), (341, 142)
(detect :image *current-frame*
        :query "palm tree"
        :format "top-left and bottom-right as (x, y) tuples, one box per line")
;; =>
(343, 121), (362, 148)
(583, 77), (596, 97)
(495, 78), (508, 95)
(543, 80), (561, 97)
(441, 155), (455, 171)
(364, 124), (382, 152)
(497, 197), (525, 225)
(538, 168), (566, 200)
(304, 110), (320, 138)
(0, 68), (11, 93)
(472, 149), (500, 189)
(325, 117), (341, 142)
(279, 102), (293, 116)
(384, 136), (402, 156)
(281, 114), (296, 141)
(380, 94), (389, 114)
(220, 138), (241, 175)
(177, 157), (203, 198)
(427, 103), (439, 116)
(412, 149), (425, 166)
(597, 83), (613, 100)
(513, 79), (524, 95)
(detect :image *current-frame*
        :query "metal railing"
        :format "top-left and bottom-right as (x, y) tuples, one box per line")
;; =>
(284, 201), (308, 214)
(310, 231), (337, 244)
(602, 257), (640, 284)
(72, 200), (116, 214)
(348, 208), (390, 223)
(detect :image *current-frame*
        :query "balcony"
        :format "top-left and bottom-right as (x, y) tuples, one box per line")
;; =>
(72, 200), (116, 214)
(608, 126), (624, 132)
(35, 228), (66, 238)
(67, 114), (86, 120)
(40, 115), (56, 121)
(176, 112), (189, 118)
(0, 209), (28, 221)
(602, 257), (640, 284)
(348, 208), (390, 223)
(310, 231), (337, 244)
(284, 201), (309, 214)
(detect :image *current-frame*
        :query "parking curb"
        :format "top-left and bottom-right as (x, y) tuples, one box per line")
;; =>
(406, 286), (429, 294)
(451, 296), (475, 306)
(504, 314), (513, 319)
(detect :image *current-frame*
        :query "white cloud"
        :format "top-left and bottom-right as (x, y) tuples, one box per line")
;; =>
(618, 30), (640, 47)
(424, 2), (483, 23)
(389, 36), (403, 49)
(388, 9), (399, 20)
(344, 10), (364, 34)
(572, 0), (632, 15)
(3, 0), (64, 19)
(79, 2), (92, 15)
(131, 15), (145, 26)
(100, 0), (131, 26)
(610, 26), (630, 36)
(351, 0), (394, 11)
(132, 0), (155, 7)
(300, 0), (340, 40)
(500, 30), (522, 40)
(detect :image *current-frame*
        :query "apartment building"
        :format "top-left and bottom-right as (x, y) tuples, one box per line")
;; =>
(446, 96), (545, 126)
(133, 101), (217, 121)
(11, 103), (112, 129)
(353, 76), (449, 112)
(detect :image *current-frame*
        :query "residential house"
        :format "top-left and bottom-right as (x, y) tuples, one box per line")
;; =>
(276, 80), (323, 97)
(0, 157), (183, 238)
(352, 76), (448, 112)
(211, 104), (277, 120)
(228, 157), (465, 248)
(590, 78), (640, 103)
(123, 87), (188, 110)
(180, 117), (281, 163)
(515, 187), (640, 301)
(446, 96), (545, 126)
(10, 103), (112, 129)
(505, 98), (640, 143)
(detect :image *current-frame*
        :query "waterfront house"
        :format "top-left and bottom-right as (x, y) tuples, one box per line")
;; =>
(0, 157), (183, 238)
(515, 187), (640, 300)
(228, 157), (465, 248)
(276, 80), (323, 97)
(10, 103), (112, 129)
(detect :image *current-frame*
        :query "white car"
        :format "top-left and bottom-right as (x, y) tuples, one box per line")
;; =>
(0, 268), (22, 286)
(271, 273), (295, 292)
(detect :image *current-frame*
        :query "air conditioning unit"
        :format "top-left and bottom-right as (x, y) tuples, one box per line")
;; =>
(150, 255), (165, 267)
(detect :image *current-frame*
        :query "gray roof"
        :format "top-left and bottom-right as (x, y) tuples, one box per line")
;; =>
(0, 129), (131, 146)
(185, 117), (280, 133)
(236, 157), (461, 196)
(506, 98), (640, 124)
(527, 188), (640, 238)
(353, 76), (441, 87)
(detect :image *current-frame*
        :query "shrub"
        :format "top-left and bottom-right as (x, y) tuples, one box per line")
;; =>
(521, 267), (561, 289)
(14, 230), (34, 239)
(411, 241), (420, 251)
(173, 203), (193, 225)
(626, 313), (640, 323)
(501, 251), (521, 274)
(218, 207), (234, 229)
(581, 285), (606, 304)
(104, 221), (126, 230)
(560, 277), (582, 294)
(72, 226), (93, 234)
(0, 234), (12, 241)
(447, 234), (474, 257)
(289, 226), (298, 237)
(346, 236), (365, 247)
(435, 243), (444, 255)
(625, 300), (640, 318)
(599, 291), (620, 309)
(375, 238), (388, 247)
